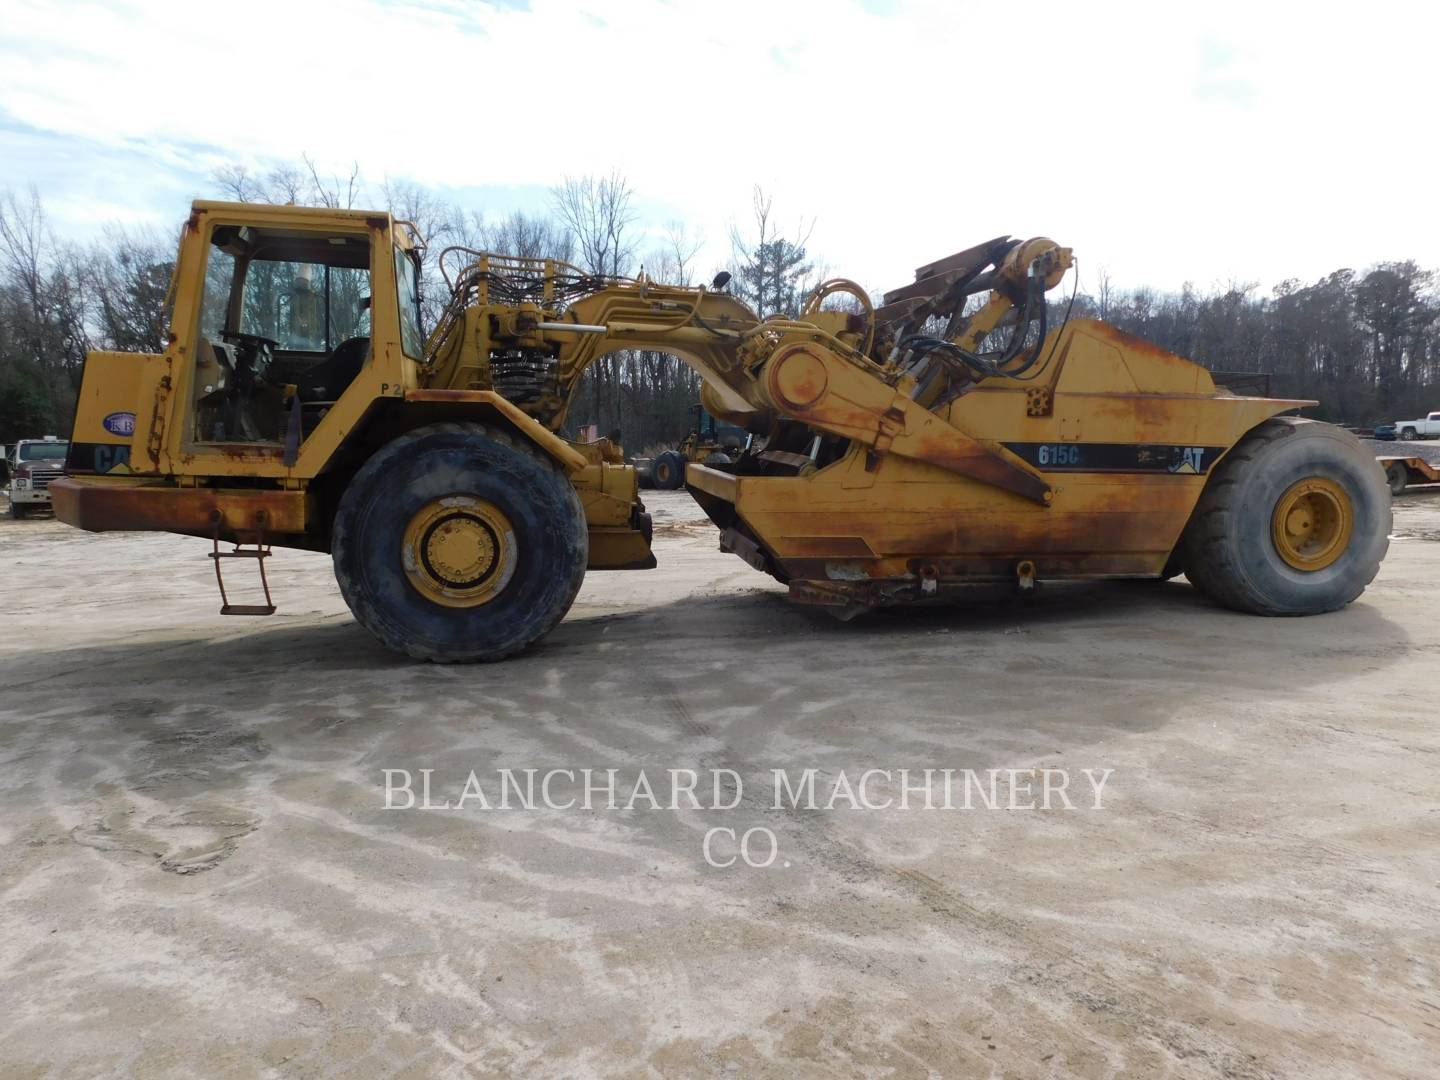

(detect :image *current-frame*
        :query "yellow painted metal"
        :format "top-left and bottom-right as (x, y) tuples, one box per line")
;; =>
(686, 463), (739, 503)
(1270, 477), (1354, 571)
(60, 206), (1319, 613)
(586, 527), (657, 570)
(70, 351), (147, 458)
(400, 496), (516, 607)
(569, 444), (656, 569)
(402, 389), (588, 473)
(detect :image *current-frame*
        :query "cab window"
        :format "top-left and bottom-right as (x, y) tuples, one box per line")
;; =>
(395, 246), (423, 358)
(242, 260), (371, 353)
(200, 247), (237, 341)
(192, 224), (373, 444)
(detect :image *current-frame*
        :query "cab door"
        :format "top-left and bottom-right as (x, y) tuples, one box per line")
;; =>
(183, 219), (374, 462)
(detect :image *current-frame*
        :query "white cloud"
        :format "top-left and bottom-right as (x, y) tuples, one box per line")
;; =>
(0, 0), (1435, 294)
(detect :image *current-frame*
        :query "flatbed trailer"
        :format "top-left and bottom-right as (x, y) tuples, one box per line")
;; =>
(1378, 455), (1440, 494)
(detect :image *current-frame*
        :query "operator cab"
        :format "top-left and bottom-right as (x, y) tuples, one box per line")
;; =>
(193, 224), (374, 444)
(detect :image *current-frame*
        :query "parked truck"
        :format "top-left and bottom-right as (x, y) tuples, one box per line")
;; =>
(1393, 412), (1440, 440)
(5, 436), (69, 518)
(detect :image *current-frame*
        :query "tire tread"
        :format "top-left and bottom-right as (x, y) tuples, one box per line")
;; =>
(1179, 417), (1387, 615)
(332, 422), (586, 662)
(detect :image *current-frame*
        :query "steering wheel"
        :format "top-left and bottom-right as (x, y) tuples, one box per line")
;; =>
(218, 330), (278, 389)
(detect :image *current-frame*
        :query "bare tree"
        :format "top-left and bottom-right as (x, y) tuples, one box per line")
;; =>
(649, 220), (702, 285)
(483, 211), (575, 264)
(1094, 267), (1114, 321)
(0, 188), (92, 434)
(88, 225), (172, 353)
(729, 186), (814, 317)
(552, 172), (636, 277)
(552, 173), (639, 438)
(211, 159), (343, 206)
(212, 163), (263, 203)
(303, 154), (363, 209)
(269, 162), (310, 205)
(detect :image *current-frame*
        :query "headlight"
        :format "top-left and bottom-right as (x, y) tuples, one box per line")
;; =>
(13, 478), (27, 489)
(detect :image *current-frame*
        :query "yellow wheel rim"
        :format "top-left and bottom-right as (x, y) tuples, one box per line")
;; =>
(1271, 477), (1353, 571)
(401, 496), (516, 608)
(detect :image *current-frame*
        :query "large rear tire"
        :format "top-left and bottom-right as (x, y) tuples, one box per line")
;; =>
(332, 422), (587, 662)
(1179, 418), (1389, 615)
(652, 450), (686, 490)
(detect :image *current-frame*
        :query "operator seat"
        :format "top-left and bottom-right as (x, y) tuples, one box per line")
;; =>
(297, 337), (370, 404)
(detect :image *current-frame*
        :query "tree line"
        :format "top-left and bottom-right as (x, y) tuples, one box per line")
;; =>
(1074, 263), (1439, 424)
(1, 161), (1436, 454)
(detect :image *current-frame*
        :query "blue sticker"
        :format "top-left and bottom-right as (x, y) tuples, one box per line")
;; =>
(102, 411), (136, 437)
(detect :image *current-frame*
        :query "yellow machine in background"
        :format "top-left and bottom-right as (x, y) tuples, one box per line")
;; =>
(55, 203), (1390, 660)
(637, 404), (747, 491)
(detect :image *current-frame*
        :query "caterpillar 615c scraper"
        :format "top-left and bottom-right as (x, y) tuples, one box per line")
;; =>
(54, 202), (1389, 660)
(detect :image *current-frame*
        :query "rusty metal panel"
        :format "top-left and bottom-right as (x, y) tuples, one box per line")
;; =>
(52, 477), (305, 536)
(881, 236), (1014, 306)
(911, 237), (1013, 281)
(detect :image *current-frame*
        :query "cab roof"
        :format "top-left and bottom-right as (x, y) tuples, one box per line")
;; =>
(189, 201), (423, 250)
(192, 200), (390, 222)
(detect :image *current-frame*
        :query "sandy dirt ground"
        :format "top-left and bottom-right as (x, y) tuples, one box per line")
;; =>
(1, 488), (1438, 1078)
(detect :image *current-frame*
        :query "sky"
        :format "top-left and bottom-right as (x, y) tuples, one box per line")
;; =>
(0, 0), (1434, 298)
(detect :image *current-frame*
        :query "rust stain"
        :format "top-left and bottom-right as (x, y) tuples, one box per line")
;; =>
(215, 444), (284, 462)
(768, 348), (829, 409)
(1083, 320), (1190, 364)
(51, 479), (305, 537)
(906, 432), (1052, 505)
(1129, 394), (1179, 428)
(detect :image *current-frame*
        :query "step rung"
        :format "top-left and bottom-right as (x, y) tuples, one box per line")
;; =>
(210, 529), (277, 616)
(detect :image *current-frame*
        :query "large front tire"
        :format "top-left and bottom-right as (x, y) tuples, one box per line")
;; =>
(332, 422), (587, 662)
(1179, 418), (1389, 615)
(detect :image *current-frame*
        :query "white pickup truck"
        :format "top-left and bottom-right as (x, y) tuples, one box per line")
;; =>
(1394, 412), (1440, 440)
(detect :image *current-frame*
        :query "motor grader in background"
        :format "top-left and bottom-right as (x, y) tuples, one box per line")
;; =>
(636, 404), (748, 490)
(54, 202), (1389, 661)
